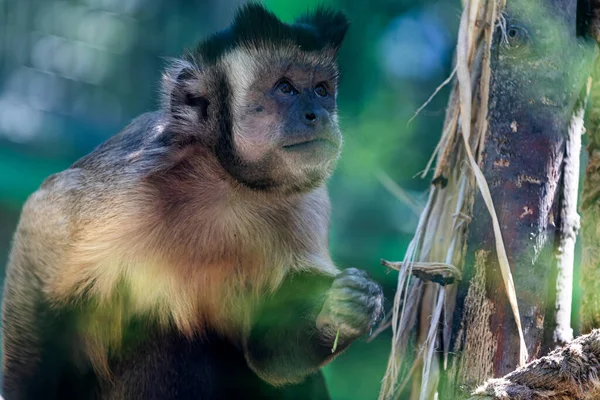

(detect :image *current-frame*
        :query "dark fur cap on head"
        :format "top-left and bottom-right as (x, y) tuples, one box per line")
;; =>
(195, 2), (350, 64)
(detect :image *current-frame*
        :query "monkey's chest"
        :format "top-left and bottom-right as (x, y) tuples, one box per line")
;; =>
(87, 329), (328, 400)
(75, 248), (289, 334)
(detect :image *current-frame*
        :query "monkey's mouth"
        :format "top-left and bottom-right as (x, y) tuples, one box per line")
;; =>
(281, 138), (337, 152)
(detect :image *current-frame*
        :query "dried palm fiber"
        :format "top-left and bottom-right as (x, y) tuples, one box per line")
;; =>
(377, 0), (529, 399)
(468, 329), (600, 399)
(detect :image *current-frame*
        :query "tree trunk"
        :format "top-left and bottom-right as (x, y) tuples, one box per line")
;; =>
(581, 57), (600, 334)
(444, 0), (596, 398)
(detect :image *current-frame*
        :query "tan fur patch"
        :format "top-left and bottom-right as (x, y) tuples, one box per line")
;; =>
(43, 158), (336, 375)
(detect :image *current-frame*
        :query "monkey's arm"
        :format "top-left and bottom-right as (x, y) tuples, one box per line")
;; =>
(2, 257), (70, 400)
(244, 268), (383, 386)
(1, 176), (80, 400)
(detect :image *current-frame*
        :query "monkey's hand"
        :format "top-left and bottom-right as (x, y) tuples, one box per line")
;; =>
(316, 268), (383, 346)
(245, 268), (382, 385)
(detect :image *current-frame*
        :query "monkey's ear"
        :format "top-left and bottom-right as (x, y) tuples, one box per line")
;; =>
(161, 59), (210, 121)
(233, 2), (286, 38)
(297, 7), (349, 51)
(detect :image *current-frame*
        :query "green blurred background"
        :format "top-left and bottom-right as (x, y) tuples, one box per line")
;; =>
(0, 0), (459, 398)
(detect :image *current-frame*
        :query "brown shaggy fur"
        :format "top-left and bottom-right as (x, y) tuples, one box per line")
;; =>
(2, 5), (370, 394)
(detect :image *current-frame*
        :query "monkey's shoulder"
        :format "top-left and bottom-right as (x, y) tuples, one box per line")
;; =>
(22, 112), (168, 215)
(23, 168), (84, 224)
(71, 111), (176, 176)
(8, 168), (85, 279)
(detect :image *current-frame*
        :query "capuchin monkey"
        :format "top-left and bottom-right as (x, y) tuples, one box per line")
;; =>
(1, 4), (383, 400)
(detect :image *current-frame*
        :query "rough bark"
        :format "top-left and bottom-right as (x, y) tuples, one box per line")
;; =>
(581, 57), (600, 334)
(469, 329), (600, 400)
(445, 0), (597, 398)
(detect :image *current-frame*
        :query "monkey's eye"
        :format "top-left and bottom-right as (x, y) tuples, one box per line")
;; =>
(504, 25), (529, 48)
(277, 80), (298, 95)
(314, 83), (328, 97)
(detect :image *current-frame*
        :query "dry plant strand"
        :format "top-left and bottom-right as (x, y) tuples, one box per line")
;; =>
(431, 89), (460, 181)
(419, 287), (445, 400)
(367, 315), (393, 343)
(376, 170), (423, 216)
(408, 66), (458, 127)
(331, 328), (341, 353)
(381, 260), (462, 285)
(379, 192), (437, 399)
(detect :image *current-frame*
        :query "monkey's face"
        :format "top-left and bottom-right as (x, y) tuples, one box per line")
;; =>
(226, 53), (343, 193)
(165, 4), (349, 194)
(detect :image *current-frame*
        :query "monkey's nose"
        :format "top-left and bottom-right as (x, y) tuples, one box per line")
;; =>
(305, 112), (317, 122)
(301, 107), (328, 127)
